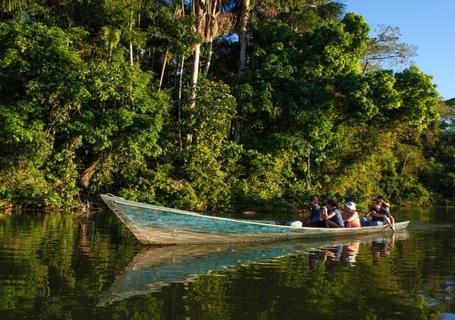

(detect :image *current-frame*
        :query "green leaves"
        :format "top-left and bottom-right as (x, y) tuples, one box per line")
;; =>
(0, 3), (448, 209)
(0, 14), (169, 207)
(394, 66), (439, 129)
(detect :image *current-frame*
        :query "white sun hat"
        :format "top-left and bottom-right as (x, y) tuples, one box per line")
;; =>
(345, 201), (357, 211)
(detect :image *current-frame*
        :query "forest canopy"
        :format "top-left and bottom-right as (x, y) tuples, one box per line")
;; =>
(0, 0), (453, 211)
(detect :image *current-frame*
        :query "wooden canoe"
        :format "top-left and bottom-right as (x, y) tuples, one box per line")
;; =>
(100, 194), (410, 245)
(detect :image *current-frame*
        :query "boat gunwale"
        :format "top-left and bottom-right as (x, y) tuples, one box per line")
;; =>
(100, 194), (410, 233)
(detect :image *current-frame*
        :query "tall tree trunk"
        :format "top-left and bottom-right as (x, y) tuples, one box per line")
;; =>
(239, 0), (251, 74)
(187, 0), (202, 144)
(129, 10), (134, 66)
(129, 42), (134, 66)
(136, 13), (141, 62)
(178, 55), (185, 150)
(203, 41), (213, 78)
(233, 0), (251, 143)
(190, 0), (203, 109)
(178, 56), (185, 102)
(187, 43), (200, 144)
(190, 44), (201, 107)
(178, 0), (186, 150)
(306, 151), (312, 189)
(159, 50), (169, 91)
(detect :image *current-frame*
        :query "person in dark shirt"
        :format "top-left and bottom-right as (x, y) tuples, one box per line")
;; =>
(275, 196), (321, 227)
(361, 196), (395, 227)
(323, 200), (345, 228)
(371, 204), (391, 222)
(309, 195), (322, 222)
(302, 195), (325, 227)
(372, 196), (395, 228)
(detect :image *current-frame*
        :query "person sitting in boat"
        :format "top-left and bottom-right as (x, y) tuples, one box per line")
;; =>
(341, 201), (361, 228)
(277, 195), (323, 227)
(376, 195), (390, 208)
(322, 199), (345, 228)
(302, 195), (325, 227)
(374, 195), (395, 228)
(361, 197), (394, 227)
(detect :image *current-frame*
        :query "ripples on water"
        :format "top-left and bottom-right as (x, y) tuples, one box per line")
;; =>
(0, 207), (454, 319)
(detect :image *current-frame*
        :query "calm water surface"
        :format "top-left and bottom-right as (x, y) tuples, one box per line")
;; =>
(1, 207), (455, 320)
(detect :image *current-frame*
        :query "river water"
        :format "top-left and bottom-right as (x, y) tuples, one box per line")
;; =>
(0, 207), (454, 320)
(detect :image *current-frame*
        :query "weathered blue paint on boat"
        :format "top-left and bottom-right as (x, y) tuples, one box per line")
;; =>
(117, 202), (301, 234)
(100, 194), (410, 245)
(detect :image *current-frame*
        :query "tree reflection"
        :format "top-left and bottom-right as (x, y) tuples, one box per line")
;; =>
(0, 212), (453, 320)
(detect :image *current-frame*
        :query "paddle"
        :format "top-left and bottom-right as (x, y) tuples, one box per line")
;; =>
(377, 202), (396, 233)
(384, 216), (396, 233)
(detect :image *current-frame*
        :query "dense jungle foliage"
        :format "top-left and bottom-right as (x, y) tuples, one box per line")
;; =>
(0, 0), (454, 211)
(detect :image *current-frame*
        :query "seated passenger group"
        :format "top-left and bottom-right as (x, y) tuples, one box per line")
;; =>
(298, 195), (394, 229)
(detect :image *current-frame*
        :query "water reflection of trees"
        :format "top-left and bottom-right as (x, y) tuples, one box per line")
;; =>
(0, 212), (453, 319)
(0, 212), (140, 319)
(104, 235), (445, 320)
(161, 236), (441, 320)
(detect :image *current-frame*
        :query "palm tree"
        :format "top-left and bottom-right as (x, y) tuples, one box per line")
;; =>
(190, 0), (235, 102)
(1, 0), (30, 12)
(302, 0), (345, 20)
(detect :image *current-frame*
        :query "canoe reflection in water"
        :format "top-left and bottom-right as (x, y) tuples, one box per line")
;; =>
(308, 241), (360, 268)
(307, 234), (395, 269)
(98, 233), (406, 306)
(371, 234), (395, 264)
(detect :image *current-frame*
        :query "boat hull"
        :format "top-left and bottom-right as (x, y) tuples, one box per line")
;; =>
(100, 194), (410, 245)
